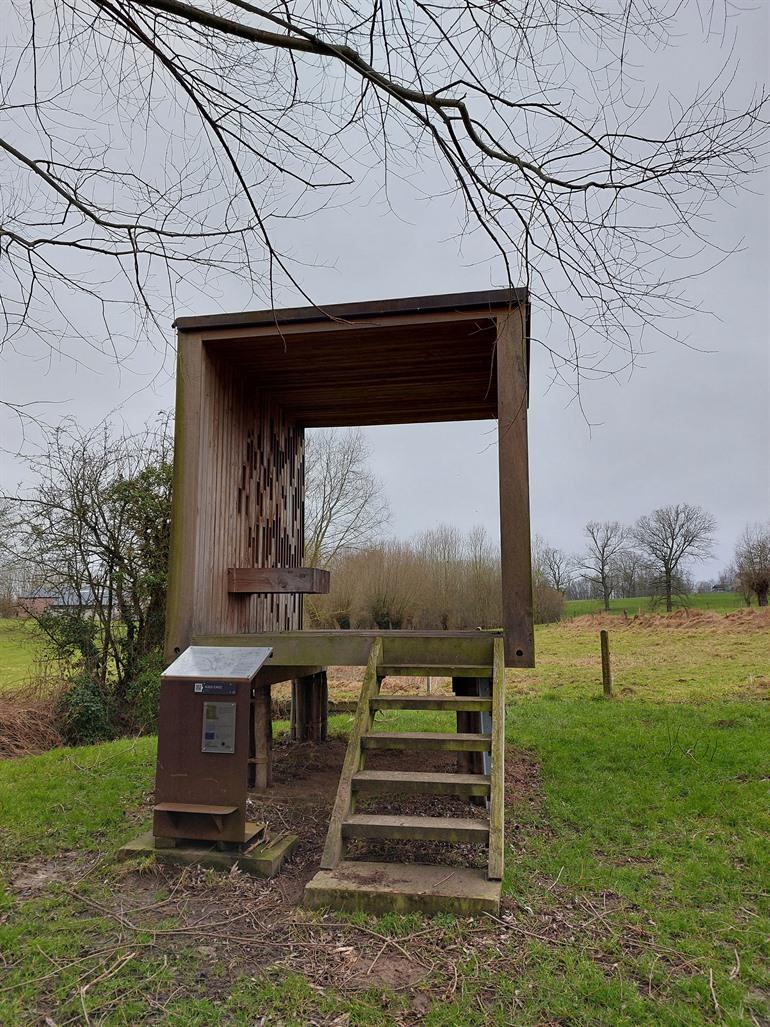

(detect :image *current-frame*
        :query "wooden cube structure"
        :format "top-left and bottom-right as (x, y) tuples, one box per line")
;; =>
(165, 288), (533, 668)
(157, 288), (535, 905)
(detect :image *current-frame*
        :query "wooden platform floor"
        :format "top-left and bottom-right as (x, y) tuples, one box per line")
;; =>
(303, 861), (501, 915)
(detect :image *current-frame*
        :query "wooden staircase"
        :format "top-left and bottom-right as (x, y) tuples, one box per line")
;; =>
(304, 635), (506, 915)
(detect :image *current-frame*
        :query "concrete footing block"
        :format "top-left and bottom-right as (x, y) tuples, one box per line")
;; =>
(118, 830), (298, 878)
(304, 861), (501, 915)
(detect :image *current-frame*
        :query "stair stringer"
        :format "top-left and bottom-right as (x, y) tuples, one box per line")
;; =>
(319, 637), (382, 869)
(487, 635), (506, 880)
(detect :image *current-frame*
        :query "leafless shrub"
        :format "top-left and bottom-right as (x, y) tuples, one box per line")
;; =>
(309, 524), (505, 629)
(0, 679), (65, 758)
(533, 583), (565, 625)
(735, 523), (770, 607)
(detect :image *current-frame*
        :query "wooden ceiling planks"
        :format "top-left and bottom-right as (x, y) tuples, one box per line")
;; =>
(186, 299), (518, 427)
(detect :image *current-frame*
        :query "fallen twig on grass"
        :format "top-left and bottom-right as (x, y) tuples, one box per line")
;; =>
(709, 967), (722, 1018)
(304, 918), (432, 968)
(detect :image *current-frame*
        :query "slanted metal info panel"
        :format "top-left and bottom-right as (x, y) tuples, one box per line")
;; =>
(163, 645), (273, 682)
(153, 646), (273, 844)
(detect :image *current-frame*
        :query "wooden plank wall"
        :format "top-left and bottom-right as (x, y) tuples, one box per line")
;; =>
(193, 350), (305, 637)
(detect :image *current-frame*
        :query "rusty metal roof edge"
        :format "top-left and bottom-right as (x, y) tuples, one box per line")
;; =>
(173, 287), (528, 332)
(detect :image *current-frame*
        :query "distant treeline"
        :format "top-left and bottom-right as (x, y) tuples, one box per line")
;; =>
(306, 524), (564, 630)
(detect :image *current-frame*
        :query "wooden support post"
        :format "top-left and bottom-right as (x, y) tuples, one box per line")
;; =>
(290, 676), (308, 741)
(320, 671), (328, 741)
(452, 677), (486, 776)
(496, 311), (534, 667)
(164, 333), (204, 662)
(452, 677), (472, 774)
(252, 685), (273, 791)
(600, 630), (612, 697)
(291, 671), (329, 741)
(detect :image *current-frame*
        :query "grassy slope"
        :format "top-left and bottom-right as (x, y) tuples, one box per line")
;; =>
(0, 614), (769, 1024)
(515, 613), (770, 703)
(1, 717), (768, 1021)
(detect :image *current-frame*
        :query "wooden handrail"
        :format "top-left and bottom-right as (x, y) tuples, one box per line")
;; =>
(487, 636), (506, 880)
(319, 637), (383, 869)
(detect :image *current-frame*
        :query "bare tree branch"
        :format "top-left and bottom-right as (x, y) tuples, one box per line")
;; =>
(1, 0), (767, 418)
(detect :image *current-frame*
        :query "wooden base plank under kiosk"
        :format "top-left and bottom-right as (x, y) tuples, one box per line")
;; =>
(119, 830), (298, 878)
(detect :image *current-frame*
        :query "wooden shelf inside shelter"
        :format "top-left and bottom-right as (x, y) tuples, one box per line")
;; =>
(227, 567), (330, 594)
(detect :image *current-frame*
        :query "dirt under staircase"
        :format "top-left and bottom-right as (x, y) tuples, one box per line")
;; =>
(303, 635), (506, 915)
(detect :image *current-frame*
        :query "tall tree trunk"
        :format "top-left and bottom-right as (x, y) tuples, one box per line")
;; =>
(665, 569), (673, 613)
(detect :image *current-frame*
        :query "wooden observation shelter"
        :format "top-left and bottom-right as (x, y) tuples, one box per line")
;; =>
(158, 288), (533, 914)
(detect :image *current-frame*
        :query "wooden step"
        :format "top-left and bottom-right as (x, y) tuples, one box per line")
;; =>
(370, 695), (492, 712)
(304, 861), (501, 915)
(353, 769), (490, 797)
(362, 731), (491, 752)
(342, 813), (489, 843)
(379, 664), (492, 678)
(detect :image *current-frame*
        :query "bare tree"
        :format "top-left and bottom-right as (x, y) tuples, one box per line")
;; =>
(0, 417), (173, 707)
(735, 523), (770, 607)
(304, 428), (390, 567)
(613, 549), (647, 600)
(634, 504), (717, 612)
(465, 525), (501, 629)
(580, 521), (630, 611)
(1, 0), (766, 416)
(539, 543), (574, 594)
(531, 535), (566, 622)
(0, 500), (42, 615)
(414, 524), (465, 630)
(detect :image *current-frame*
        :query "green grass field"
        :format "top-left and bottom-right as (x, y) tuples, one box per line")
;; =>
(563, 591), (746, 618)
(0, 619), (45, 689)
(0, 595), (750, 688)
(0, 608), (768, 1025)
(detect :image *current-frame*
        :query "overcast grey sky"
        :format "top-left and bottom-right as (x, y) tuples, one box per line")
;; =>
(1, 1), (768, 581)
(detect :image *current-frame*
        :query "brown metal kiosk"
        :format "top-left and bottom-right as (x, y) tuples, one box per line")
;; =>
(153, 645), (273, 846)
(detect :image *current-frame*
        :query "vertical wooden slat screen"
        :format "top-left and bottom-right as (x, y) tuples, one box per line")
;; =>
(193, 350), (305, 639)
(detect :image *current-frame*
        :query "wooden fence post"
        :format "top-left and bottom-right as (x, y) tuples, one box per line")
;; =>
(600, 630), (612, 697)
